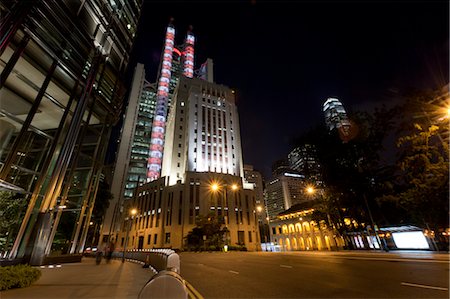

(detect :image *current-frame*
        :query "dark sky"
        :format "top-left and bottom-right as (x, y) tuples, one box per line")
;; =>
(127, 0), (449, 179)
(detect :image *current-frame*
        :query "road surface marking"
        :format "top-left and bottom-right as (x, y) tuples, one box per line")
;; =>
(185, 280), (205, 299)
(229, 270), (239, 274)
(198, 263), (204, 266)
(280, 264), (293, 268)
(343, 256), (448, 264)
(401, 282), (448, 291)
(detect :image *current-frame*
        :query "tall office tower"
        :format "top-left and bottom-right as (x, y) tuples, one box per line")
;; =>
(265, 172), (308, 220)
(101, 24), (193, 245)
(112, 79), (259, 250)
(147, 23), (193, 181)
(112, 50), (259, 251)
(100, 63), (156, 243)
(161, 76), (244, 186)
(0, 0), (142, 264)
(323, 97), (351, 139)
(288, 144), (323, 186)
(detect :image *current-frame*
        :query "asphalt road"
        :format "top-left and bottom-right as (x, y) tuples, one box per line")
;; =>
(179, 251), (449, 298)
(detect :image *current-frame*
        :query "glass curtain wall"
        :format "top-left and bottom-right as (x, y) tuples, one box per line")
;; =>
(0, 0), (142, 263)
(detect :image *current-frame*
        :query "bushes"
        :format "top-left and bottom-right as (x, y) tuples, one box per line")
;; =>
(0, 264), (41, 290)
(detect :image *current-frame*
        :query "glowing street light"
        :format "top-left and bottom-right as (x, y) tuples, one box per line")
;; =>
(306, 186), (315, 195)
(231, 184), (238, 191)
(256, 206), (263, 213)
(210, 182), (219, 192)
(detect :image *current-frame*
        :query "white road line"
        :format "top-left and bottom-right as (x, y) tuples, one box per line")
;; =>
(401, 282), (448, 291)
(344, 256), (448, 264)
(229, 270), (239, 274)
(280, 264), (293, 268)
(198, 263), (204, 266)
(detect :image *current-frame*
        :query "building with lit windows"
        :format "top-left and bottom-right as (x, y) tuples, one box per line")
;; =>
(115, 172), (260, 251)
(269, 202), (345, 251)
(265, 171), (310, 221)
(0, 0), (142, 264)
(323, 97), (350, 131)
(101, 23), (188, 244)
(288, 144), (323, 186)
(161, 76), (244, 186)
(101, 63), (156, 243)
(108, 24), (259, 251)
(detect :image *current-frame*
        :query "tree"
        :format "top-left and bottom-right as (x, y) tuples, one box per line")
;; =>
(292, 105), (399, 243)
(185, 213), (229, 251)
(0, 191), (27, 253)
(377, 88), (449, 249)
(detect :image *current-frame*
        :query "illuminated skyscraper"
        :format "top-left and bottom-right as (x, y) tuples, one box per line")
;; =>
(101, 63), (156, 242)
(161, 76), (244, 186)
(109, 26), (259, 251)
(148, 23), (194, 181)
(323, 97), (351, 131)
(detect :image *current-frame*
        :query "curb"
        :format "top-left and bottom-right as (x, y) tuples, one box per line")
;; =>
(185, 280), (204, 299)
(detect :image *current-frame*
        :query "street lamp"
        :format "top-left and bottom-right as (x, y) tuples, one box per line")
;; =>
(122, 208), (137, 263)
(306, 185), (315, 195)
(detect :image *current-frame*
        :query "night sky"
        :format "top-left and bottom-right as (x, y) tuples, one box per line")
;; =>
(126, 0), (449, 179)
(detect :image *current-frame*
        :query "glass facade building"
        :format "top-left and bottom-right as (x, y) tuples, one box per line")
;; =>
(0, 0), (142, 264)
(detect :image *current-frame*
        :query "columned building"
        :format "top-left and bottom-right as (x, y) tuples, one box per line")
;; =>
(0, 0), (142, 264)
(269, 203), (345, 251)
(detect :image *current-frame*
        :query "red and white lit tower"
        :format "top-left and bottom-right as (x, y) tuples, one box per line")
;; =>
(147, 23), (176, 181)
(183, 27), (195, 78)
(147, 22), (196, 181)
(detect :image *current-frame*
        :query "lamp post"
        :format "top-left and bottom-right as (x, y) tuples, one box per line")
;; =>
(209, 181), (238, 248)
(122, 208), (137, 263)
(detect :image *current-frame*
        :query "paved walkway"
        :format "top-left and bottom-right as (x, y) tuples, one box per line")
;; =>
(1, 258), (155, 299)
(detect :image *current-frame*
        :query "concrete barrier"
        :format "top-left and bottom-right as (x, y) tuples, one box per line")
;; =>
(111, 249), (188, 298)
(138, 270), (187, 299)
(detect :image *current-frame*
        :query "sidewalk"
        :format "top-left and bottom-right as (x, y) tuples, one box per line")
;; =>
(0, 258), (155, 299)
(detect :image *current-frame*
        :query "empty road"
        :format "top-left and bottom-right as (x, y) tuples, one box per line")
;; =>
(180, 251), (449, 298)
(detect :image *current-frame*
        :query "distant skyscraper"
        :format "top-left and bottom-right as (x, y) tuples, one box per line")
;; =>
(288, 144), (323, 186)
(323, 97), (351, 130)
(265, 172), (307, 220)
